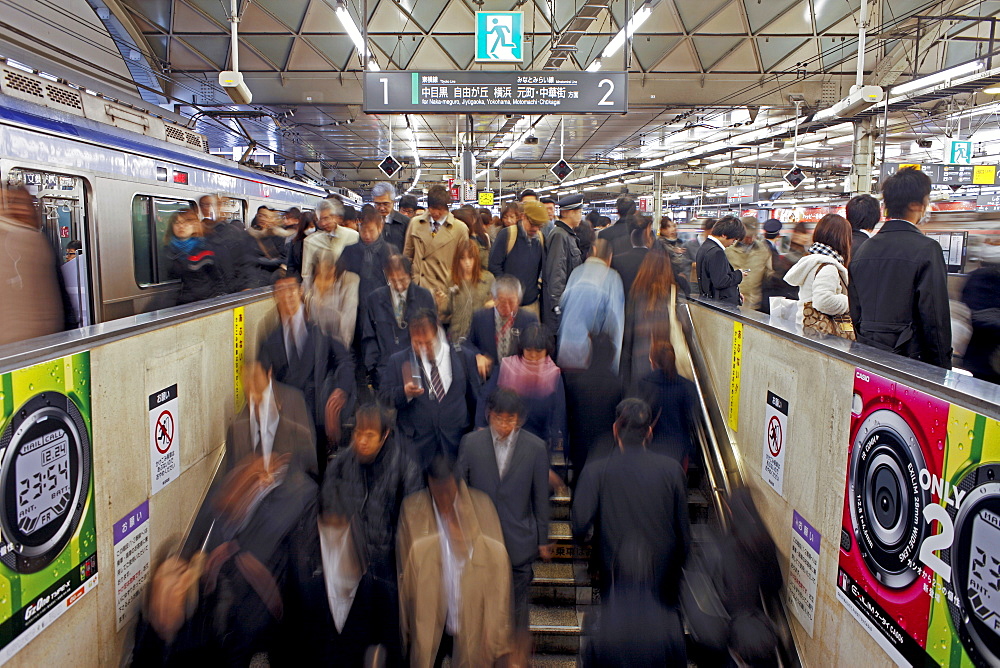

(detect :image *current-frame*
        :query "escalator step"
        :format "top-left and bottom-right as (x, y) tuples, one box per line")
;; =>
(549, 521), (572, 542)
(533, 562), (576, 586)
(530, 605), (582, 635)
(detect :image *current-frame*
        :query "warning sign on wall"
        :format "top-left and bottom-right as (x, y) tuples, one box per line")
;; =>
(762, 390), (788, 495)
(114, 500), (150, 630)
(149, 384), (180, 493)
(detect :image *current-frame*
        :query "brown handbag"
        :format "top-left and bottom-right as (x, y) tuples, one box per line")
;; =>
(802, 267), (856, 341)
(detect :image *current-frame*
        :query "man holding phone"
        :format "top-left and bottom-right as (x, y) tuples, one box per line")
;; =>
(696, 216), (747, 306)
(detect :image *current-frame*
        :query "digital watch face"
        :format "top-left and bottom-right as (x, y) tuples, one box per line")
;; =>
(0, 393), (90, 574)
(949, 469), (1000, 667)
(849, 409), (929, 589)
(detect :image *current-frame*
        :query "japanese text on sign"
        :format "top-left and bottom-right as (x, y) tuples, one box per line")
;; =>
(788, 510), (820, 636)
(729, 322), (743, 431)
(234, 307), (245, 412)
(114, 501), (150, 630)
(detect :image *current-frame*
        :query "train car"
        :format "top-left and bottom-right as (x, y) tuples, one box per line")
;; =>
(0, 63), (344, 323)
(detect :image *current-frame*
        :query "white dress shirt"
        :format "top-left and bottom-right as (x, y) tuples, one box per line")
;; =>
(318, 521), (361, 633)
(419, 327), (453, 398)
(708, 235), (727, 251)
(249, 380), (278, 469)
(490, 426), (518, 479)
(432, 499), (469, 635)
(283, 307), (308, 362)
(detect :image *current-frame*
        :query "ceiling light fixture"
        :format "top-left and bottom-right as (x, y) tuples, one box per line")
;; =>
(336, 2), (368, 59)
(586, 59), (603, 73)
(602, 3), (653, 59)
(889, 60), (985, 97)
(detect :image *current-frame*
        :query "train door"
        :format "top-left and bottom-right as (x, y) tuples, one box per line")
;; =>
(4, 168), (93, 327)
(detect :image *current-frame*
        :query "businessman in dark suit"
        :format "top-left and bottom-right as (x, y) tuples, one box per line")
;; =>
(378, 308), (480, 467)
(225, 360), (318, 478)
(696, 216), (746, 306)
(458, 388), (550, 630)
(259, 277), (355, 471)
(361, 254), (436, 390)
(466, 275), (539, 380)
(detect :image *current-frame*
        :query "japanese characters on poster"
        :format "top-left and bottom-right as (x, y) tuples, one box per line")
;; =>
(838, 368), (1000, 667)
(114, 501), (150, 630)
(0, 352), (98, 661)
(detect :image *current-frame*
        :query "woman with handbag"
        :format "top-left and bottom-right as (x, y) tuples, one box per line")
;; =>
(783, 214), (855, 340)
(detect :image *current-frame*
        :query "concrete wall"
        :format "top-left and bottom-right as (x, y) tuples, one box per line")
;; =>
(688, 304), (917, 667)
(7, 298), (276, 667)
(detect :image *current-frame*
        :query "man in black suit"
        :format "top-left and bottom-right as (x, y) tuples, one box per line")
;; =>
(361, 254), (436, 390)
(572, 398), (691, 606)
(466, 275), (539, 380)
(849, 167), (952, 369)
(378, 309), (480, 467)
(259, 277), (355, 471)
(610, 220), (654, 298)
(598, 194), (640, 257)
(458, 389), (550, 630)
(225, 359), (318, 478)
(846, 193), (880, 258)
(696, 216), (747, 306)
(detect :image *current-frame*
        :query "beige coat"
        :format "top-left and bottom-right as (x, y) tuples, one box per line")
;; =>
(725, 240), (773, 310)
(403, 213), (469, 312)
(397, 482), (512, 668)
(0, 215), (63, 346)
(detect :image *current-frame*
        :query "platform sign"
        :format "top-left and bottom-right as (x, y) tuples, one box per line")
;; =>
(762, 391), (788, 495)
(363, 71), (628, 115)
(476, 12), (523, 62)
(114, 501), (150, 630)
(727, 184), (759, 204)
(149, 385), (180, 494)
(789, 511), (820, 636)
(881, 162), (1000, 186)
(0, 352), (98, 663)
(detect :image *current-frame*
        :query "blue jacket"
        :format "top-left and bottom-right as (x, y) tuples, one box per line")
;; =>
(556, 258), (625, 374)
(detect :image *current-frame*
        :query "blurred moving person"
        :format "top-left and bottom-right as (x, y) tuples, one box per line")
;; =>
(542, 194), (585, 332)
(285, 210), (316, 279)
(441, 239), (495, 345)
(960, 245), (1000, 383)
(164, 207), (230, 305)
(696, 216), (746, 306)
(684, 217), (716, 294)
(784, 214), (852, 336)
(489, 201), (546, 317)
(572, 399), (690, 605)
(378, 309), (480, 467)
(372, 181), (409, 252)
(563, 335), (623, 486)
(557, 239), (625, 375)
(199, 194), (252, 291)
(785, 222), (812, 265)
(302, 198), (360, 284)
(657, 216), (692, 293)
(621, 245), (676, 392)
(459, 389), (551, 631)
(306, 256), (360, 349)
(403, 185), (469, 314)
(599, 195), (639, 257)
(849, 167), (952, 369)
(611, 216), (653, 299)
(846, 193), (880, 257)
(0, 185), (65, 345)
(637, 341), (698, 470)
(61, 239), (90, 326)
(247, 206), (293, 285)
(451, 207), (491, 267)
(259, 277), (356, 468)
(466, 276), (538, 381)
(725, 217), (773, 311)
(759, 219), (798, 314)
(397, 453), (513, 667)
(361, 254), (436, 390)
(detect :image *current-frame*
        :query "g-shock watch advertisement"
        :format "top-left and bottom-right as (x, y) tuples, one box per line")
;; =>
(838, 368), (1000, 668)
(0, 352), (97, 662)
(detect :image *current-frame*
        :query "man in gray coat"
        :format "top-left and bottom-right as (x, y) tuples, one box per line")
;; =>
(458, 389), (551, 629)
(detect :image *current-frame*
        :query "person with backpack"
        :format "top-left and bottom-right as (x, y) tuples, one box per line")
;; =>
(488, 200), (546, 318)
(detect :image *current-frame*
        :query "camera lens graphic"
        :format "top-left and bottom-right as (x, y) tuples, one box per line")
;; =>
(850, 409), (928, 589)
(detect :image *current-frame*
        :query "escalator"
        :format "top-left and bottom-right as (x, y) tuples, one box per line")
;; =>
(527, 302), (803, 666)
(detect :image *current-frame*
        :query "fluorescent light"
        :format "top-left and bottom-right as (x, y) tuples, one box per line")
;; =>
(336, 6), (366, 53)
(586, 59), (602, 73)
(890, 60), (985, 97)
(493, 126), (536, 166)
(826, 135), (854, 145)
(367, 58), (380, 71)
(475, 169), (488, 179)
(602, 5), (652, 58)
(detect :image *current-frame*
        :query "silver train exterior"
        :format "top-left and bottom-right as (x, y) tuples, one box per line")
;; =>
(0, 88), (339, 323)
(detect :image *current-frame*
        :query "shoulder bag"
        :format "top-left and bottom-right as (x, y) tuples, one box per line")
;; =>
(801, 267), (855, 341)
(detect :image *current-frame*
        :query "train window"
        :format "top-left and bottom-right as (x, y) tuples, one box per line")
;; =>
(131, 195), (194, 286)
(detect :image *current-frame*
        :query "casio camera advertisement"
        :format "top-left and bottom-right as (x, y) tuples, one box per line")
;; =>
(839, 368), (1000, 667)
(0, 352), (97, 661)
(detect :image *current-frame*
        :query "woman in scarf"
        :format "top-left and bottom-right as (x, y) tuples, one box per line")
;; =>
(165, 207), (230, 305)
(441, 239), (495, 344)
(783, 213), (851, 334)
(305, 255), (360, 349)
(478, 323), (567, 460)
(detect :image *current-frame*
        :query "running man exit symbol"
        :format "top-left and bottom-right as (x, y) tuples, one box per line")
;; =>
(476, 12), (523, 62)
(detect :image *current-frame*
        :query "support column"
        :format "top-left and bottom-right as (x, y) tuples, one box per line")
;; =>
(850, 118), (878, 195)
(653, 170), (664, 222)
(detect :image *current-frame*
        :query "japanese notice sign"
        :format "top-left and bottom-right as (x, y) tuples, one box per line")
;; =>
(789, 511), (820, 636)
(728, 322), (743, 431)
(762, 391), (789, 496)
(478, 191), (495, 206)
(114, 501), (150, 630)
(234, 306), (245, 412)
(149, 384), (179, 494)
(363, 71), (628, 114)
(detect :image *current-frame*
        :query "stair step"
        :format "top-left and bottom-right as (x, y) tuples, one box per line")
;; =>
(530, 655), (578, 667)
(533, 562), (575, 586)
(687, 489), (708, 506)
(549, 521), (572, 542)
(552, 493), (571, 505)
(530, 605), (582, 635)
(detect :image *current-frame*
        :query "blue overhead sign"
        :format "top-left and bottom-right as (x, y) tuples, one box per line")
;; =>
(476, 12), (523, 62)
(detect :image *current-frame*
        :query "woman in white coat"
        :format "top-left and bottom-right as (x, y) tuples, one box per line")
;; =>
(783, 214), (853, 331)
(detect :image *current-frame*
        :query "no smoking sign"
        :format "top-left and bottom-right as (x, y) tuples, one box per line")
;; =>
(149, 385), (180, 493)
(762, 391), (789, 496)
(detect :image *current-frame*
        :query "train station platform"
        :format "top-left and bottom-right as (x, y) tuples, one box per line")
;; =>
(0, 291), (997, 666)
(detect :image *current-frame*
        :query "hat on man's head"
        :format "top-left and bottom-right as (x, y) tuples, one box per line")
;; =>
(763, 218), (782, 235)
(523, 201), (549, 225)
(557, 193), (584, 211)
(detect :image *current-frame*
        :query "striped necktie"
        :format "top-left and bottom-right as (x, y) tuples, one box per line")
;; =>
(428, 356), (445, 402)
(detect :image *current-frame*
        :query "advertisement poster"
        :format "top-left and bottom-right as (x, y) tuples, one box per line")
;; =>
(838, 368), (1000, 667)
(0, 352), (98, 661)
